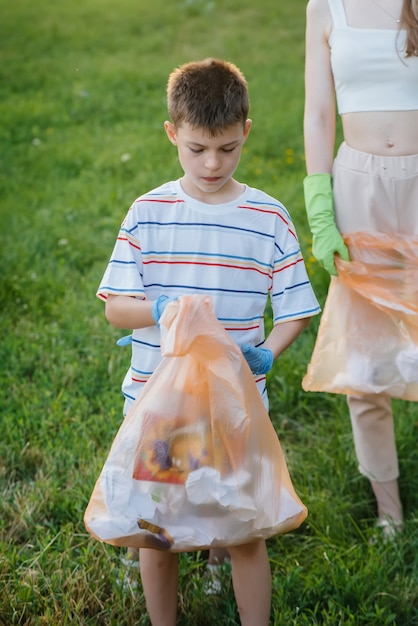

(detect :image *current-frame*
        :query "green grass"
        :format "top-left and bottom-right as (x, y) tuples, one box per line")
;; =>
(1, 0), (417, 623)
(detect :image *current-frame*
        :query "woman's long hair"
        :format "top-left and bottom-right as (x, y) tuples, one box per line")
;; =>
(402, 0), (418, 55)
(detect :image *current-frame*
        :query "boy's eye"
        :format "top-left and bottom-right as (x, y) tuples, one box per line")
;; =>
(188, 146), (236, 154)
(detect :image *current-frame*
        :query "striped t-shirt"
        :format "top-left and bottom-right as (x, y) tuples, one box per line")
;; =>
(97, 179), (320, 413)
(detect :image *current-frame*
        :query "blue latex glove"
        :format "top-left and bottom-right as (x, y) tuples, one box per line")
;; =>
(151, 295), (177, 327)
(116, 334), (133, 346)
(241, 343), (274, 375)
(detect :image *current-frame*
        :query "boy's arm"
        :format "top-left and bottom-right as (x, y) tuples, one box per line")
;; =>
(264, 317), (311, 360)
(105, 294), (155, 329)
(242, 317), (312, 375)
(105, 294), (176, 329)
(106, 294), (311, 356)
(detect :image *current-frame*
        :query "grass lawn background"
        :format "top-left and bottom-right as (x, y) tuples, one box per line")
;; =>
(0, 0), (417, 623)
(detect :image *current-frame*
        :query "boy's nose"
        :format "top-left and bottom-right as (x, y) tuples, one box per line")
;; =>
(205, 153), (221, 170)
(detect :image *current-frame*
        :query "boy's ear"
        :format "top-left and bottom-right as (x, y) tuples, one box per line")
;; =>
(164, 121), (177, 145)
(243, 119), (252, 141)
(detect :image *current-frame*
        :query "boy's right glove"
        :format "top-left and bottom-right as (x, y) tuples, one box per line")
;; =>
(241, 344), (274, 375)
(151, 295), (177, 327)
(303, 173), (350, 276)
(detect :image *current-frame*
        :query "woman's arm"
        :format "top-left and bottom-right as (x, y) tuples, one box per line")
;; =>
(304, 0), (336, 174)
(303, 0), (350, 275)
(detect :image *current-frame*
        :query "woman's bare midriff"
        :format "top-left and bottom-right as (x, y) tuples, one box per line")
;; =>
(341, 110), (418, 156)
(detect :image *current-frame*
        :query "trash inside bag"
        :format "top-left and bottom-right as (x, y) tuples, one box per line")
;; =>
(303, 232), (418, 400)
(85, 295), (307, 551)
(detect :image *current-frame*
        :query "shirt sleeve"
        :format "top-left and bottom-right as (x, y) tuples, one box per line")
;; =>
(96, 205), (145, 302)
(270, 221), (321, 324)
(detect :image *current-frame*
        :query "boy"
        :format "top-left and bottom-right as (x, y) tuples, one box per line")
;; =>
(97, 58), (320, 626)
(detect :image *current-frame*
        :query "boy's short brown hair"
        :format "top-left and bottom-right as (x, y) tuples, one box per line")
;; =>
(167, 58), (249, 134)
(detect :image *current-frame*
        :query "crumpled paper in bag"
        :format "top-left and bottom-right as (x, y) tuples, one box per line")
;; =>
(85, 294), (307, 551)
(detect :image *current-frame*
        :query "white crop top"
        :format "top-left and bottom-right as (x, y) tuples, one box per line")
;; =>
(328, 0), (418, 114)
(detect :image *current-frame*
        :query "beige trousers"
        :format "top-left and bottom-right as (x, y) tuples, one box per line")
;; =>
(332, 143), (418, 482)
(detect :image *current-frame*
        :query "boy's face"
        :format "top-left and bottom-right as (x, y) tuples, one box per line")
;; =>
(164, 120), (251, 203)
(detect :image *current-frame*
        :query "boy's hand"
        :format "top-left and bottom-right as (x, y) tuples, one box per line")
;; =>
(151, 295), (177, 327)
(116, 334), (133, 346)
(241, 344), (274, 375)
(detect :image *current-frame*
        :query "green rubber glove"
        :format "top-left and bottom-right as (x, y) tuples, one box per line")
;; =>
(303, 173), (350, 276)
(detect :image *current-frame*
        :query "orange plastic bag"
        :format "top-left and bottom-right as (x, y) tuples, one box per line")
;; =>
(85, 295), (307, 551)
(303, 232), (418, 400)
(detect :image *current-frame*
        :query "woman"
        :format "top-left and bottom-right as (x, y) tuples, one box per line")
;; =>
(303, 0), (418, 535)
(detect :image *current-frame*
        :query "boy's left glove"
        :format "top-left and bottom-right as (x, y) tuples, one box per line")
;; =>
(241, 344), (274, 375)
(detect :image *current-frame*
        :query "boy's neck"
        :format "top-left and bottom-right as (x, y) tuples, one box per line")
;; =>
(180, 176), (245, 205)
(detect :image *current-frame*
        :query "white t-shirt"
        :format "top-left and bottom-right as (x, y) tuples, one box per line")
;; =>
(97, 180), (320, 413)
